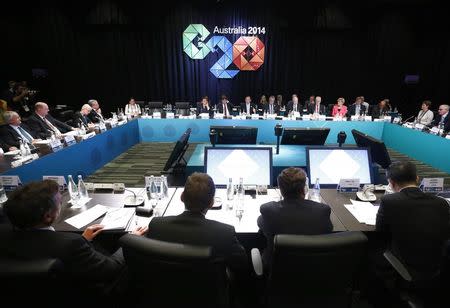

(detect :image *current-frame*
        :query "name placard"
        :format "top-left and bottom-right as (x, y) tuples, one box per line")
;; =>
(200, 113), (209, 119)
(446, 134), (450, 140)
(64, 134), (76, 146)
(50, 139), (64, 152)
(420, 178), (444, 192)
(166, 112), (174, 119)
(392, 117), (401, 124)
(364, 116), (372, 121)
(251, 114), (259, 120)
(414, 123), (425, 130)
(153, 112), (162, 119)
(43, 176), (67, 191)
(337, 178), (360, 192)
(430, 127), (441, 135)
(0, 176), (22, 191)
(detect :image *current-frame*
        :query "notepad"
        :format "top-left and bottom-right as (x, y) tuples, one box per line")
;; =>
(100, 207), (136, 230)
(65, 204), (108, 229)
(344, 199), (379, 225)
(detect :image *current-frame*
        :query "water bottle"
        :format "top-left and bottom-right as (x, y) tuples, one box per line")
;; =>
(304, 176), (310, 199)
(19, 139), (27, 157)
(161, 175), (169, 199)
(24, 142), (31, 157)
(236, 177), (245, 208)
(77, 175), (89, 200)
(312, 178), (321, 202)
(67, 175), (79, 202)
(227, 178), (234, 201)
(0, 182), (7, 203)
(149, 175), (158, 200)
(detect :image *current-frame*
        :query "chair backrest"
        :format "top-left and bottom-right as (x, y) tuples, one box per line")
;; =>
(268, 232), (368, 307)
(0, 257), (64, 304)
(119, 234), (230, 308)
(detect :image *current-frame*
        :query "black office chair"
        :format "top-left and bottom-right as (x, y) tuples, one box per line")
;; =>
(175, 102), (191, 116)
(383, 250), (446, 308)
(252, 231), (368, 308)
(119, 234), (231, 308)
(0, 257), (64, 306)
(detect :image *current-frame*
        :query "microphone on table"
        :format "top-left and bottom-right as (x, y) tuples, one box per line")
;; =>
(124, 188), (145, 207)
(401, 115), (415, 124)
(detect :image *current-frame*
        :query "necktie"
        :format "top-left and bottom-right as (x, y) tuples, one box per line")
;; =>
(18, 126), (33, 143)
(293, 104), (297, 112)
(439, 116), (445, 125)
(223, 104), (227, 117)
(44, 117), (62, 136)
(356, 105), (360, 115)
(316, 104), (319, 113)
(270, 104), (273, 114)
(246, 104), (250, 114)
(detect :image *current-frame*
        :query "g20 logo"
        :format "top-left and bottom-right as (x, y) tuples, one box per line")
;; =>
(182, 24), (265, 79)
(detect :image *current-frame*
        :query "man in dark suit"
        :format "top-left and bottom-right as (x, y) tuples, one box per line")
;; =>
(286, 94), (302, 114)
(0, 111), (38, 150)
(240, 95), (257, 115)
(430, 104), (450, 133)
(87, 99), (103, 123)
(26, 102), (75, 139)
(376, 161), (450, 278)
(257, 167), (333, 266)
(147, 172), (247, 272)
(0, 180), (148, 292)
(217, 94), (233, 118)
(348, 97), (367, 116)
(73, 104), (95, 129)
(263, 95), (280, 115)
(307, 95), (326, 114)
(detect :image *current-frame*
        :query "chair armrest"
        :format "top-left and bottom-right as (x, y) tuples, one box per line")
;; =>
(251, 248), (263, 277)
(383, 250), (412, 282)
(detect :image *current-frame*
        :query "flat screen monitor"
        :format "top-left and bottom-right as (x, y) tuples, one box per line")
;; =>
(306, 146), (373, 187)
(204, 147), (272, 187)
(351, 129), (391, 169)
(210, 126), (258, 144)
(281, 127), (330, 145)
(163, 128), (192, 171)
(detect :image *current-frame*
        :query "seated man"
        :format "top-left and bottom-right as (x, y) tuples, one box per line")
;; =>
(376, 161), (450, 278)
(263, 95), (280, 115)
(147, 172), (247, 272)
(286, 94), (302, 114)
(348, 96), (367, 116)
(307, 95), (326, 114)
(73, 104), (95, 129)
(257, 167), (332, 266)
(87, 99), (103, 123)
(430, 104), (450, 133)
(26, 102), (75, 139)
(0, 180), (147, 291)
(0, 111), (40, 151)
(240, 95), (257, 115)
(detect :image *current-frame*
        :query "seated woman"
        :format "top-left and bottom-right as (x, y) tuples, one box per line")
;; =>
(197, 96), (211, 114)
(331, 97), (347, 117)
(416, 100), (434, 126)
(124, 98), (141, 116)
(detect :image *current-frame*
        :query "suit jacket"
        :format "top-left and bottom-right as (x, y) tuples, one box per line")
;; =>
(217, 102), (233, 116)
(26, 113), (73, 139)
(147, 211), (247, 271)
(307, 103), (326, 114)
(371, 105), (390, 119)
(286, 101), (302, 113)
(73, 112), (92, 128)
(0, 227), (125, 286)
(257, 199), (333, 266)
(376, 187), (450, 277)
(196, 103), (211, 115)
(431, 114), (450, 132)
(240, 102), (257, 115)
(0, 124), (34, 149)
(348, 103), (367, 116)
(263, 103), (280, 115)
(87, 109), (102, 123)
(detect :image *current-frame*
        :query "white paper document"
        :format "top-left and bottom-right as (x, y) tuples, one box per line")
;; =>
(344, 199), (379, 225)
(100, 207), (136, 230)
(65, 204), (108, 229)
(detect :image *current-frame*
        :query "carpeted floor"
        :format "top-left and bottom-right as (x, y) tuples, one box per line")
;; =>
(87, 142), (450, 188)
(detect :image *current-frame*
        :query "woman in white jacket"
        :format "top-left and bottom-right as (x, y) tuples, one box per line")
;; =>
(125, 98), (141, 116)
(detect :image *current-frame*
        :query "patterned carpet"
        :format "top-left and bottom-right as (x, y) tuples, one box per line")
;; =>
(88, 142), (450, 188)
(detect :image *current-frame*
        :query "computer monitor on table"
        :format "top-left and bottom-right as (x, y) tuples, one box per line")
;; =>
(351, 129), (391, 169)
(210, 126), (258, 144)
(204, 147), (273, 187)
(281, 127), (330, 145)
(163, 128), (192, 172)
(306, 146), (373, 187)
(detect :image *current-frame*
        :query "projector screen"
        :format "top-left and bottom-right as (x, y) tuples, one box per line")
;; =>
(306, 147), (373, 186)
(204, 147), (272, 186)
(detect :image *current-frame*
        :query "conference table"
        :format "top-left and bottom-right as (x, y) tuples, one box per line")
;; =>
(54, 187), (373, 235)
(2, 117), (449, 185)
